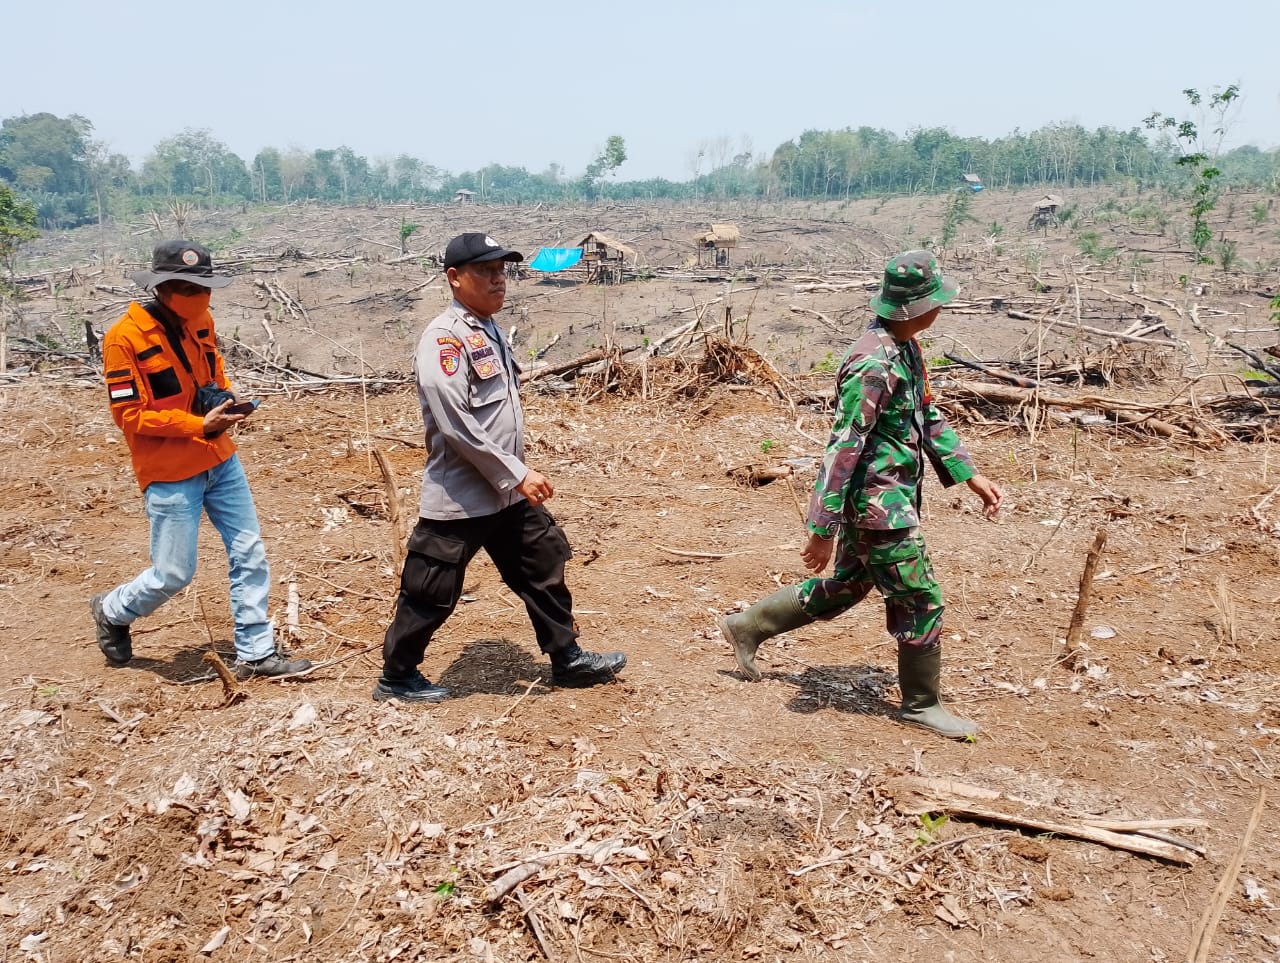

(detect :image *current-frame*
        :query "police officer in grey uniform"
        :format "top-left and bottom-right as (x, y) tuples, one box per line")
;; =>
(375, 232), (627, 703)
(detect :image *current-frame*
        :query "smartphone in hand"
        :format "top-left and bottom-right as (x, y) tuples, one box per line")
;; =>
(225, 400), (260, 416)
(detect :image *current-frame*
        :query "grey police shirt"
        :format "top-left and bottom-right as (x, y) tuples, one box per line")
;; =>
(414, 300), (527, 519)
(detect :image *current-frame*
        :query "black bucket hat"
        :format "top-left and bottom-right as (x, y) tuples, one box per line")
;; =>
(869, 250), (957, 322)
(129, 240), (232, 290)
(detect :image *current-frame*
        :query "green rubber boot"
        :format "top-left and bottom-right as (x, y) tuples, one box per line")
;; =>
(897, 644), (980, 740)
(717, 586), (812, 681)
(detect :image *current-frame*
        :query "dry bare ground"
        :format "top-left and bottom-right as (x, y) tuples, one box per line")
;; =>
(2, 192), (1279, 962)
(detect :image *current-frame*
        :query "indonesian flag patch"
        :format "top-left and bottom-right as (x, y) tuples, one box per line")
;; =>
(107, 377), (139, 404)
(439, 345), (461, 376)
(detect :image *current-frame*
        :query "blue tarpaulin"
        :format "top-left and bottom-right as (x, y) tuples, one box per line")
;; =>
(528, 247), (584, 272)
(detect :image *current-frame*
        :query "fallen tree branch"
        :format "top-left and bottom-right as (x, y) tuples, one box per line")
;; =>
(949, 382), (1184, 437)
(888, 776), (1200, 865)
(727, 462), (794, 487)
(1187, 790), (1267, 963)
(943, 351), (1043, 389)
(655, 545), (750, 559)
(788, 305), (845, 336)
(1007, 310), (1181, 348)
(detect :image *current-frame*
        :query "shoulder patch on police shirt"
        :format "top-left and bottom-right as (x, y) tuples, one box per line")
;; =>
(107, 377), (139, 404)
(437, 336), (463, 349)
(439, 344), (461, 375)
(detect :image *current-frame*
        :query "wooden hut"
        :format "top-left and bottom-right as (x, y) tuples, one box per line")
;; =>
(961, 172), (983, 192)
(696, 223), (741, 267)
(453, 188), (475, 204)
(1029, 193), (1063, 231)
(576, 231), (638, 284)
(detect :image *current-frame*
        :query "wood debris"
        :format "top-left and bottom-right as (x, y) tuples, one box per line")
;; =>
(887, 776), (1204, 865)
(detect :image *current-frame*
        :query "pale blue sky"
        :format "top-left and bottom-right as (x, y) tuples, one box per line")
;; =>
(6, 0), (1278, 180)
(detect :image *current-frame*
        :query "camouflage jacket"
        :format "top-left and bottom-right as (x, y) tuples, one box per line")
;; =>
(807, 322), (976, 535)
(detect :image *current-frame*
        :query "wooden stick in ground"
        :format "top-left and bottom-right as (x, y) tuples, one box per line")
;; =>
(783, 476), (807, 524)
(1187, 789), (1268, 963)
(1063, 528), (1107, 664)
(373, 447), (408, 567)
(286, 580), (300, 638)
(201, 651), (248, 706)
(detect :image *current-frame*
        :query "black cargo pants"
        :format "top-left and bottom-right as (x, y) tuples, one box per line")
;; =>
(381, 501), (578, 678)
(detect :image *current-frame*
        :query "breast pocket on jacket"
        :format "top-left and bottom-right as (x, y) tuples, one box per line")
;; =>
(468, 371), (509, 409)
(137, 348), (182, 401)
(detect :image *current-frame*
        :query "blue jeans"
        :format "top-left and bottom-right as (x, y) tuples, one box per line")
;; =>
(100, 454), (273, 661)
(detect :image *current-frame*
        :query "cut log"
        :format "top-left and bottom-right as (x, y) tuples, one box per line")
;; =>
(727, 462), (794, 487)
(887, 776), (1200, 865)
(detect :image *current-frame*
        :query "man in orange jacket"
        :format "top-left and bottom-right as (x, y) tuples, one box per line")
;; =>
(91, 240), (310, 678)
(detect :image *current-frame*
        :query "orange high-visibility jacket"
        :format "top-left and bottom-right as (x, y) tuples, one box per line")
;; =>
(102, 301), (237, 492)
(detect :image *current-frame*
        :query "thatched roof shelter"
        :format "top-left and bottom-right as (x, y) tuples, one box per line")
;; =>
(697, 223), (741, 248)
(1034, 194), (1064, 211)
(577, 231), (638, 262)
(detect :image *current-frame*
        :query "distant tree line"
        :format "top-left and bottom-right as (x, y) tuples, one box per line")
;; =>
(3, 111), (1279, 230)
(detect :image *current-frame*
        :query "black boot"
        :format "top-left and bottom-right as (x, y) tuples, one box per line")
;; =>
(373, 670), (450, 704)
(90, 593), (132, 665)
(897, 644), (979, 740)
(717, 585), (813, 681)
(551, 645), (627, 687)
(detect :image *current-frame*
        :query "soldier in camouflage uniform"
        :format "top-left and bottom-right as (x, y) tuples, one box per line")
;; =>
(719, 251), (1002, 739)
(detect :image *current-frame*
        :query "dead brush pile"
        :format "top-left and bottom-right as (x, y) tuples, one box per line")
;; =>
(4, 683), (1038, 961)
(551, 337), (798, 409)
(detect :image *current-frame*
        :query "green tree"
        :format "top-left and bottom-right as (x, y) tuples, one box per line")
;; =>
(0, 112), (98, 226)
(940, 190), (976, 249)
(1144, 85), (1241, 268)
(398, 218), (420, 255)
(582, 135), (627, 195)
(251, 148), (284, 202)
(278, 148), (315, 202)
(0, 112), (92, 194)
(0, 183), (39, 371)
(141, 129), (249, 199)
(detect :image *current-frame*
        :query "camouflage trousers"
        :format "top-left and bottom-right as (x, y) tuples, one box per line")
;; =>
(796, 526), (943, 651)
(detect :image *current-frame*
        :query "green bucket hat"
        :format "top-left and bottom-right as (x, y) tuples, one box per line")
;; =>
(869, 250), (957, 322)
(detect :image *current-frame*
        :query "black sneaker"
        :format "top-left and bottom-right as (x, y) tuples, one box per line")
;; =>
(90, 593), (132, 665)
(372, 670), (450, 704)
(234, 651), (312, 680)
(551, 647), (627, 687)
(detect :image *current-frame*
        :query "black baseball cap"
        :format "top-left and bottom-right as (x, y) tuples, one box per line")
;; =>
(443, 232), (524, 271)
(128, 240), (232, 290)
